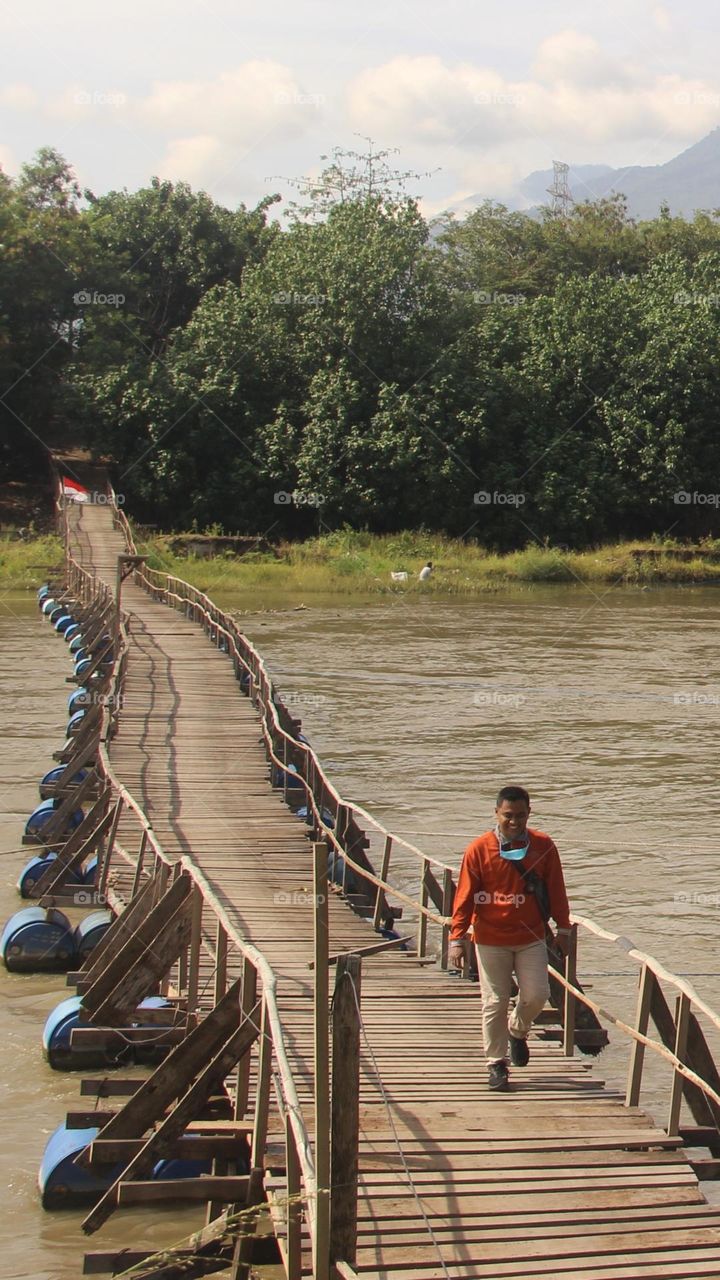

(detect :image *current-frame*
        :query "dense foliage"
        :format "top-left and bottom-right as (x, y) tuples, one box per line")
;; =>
(5, 145), (720, 547)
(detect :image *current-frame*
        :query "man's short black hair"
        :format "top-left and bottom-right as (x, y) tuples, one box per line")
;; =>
(496, 785), (530, 808)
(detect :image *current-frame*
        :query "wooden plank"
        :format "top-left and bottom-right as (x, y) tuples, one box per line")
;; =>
(116, 1176), (249, 1204)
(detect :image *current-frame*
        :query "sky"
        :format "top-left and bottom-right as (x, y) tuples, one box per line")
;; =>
(2, 0), (720, 217)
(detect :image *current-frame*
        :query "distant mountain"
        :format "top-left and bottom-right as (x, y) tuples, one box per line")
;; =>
(453, 128), (720, 221)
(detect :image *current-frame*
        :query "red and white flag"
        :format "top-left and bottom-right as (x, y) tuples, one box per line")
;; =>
(61, 476), (90, 503)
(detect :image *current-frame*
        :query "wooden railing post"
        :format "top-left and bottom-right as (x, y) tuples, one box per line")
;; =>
(626, 963), (654, 1106)
(440, 868), (454, 970)
(286, 1115), (302, 1280)
(668, 992), (691, 1136)
(562, 924), (578, 1056)
(313, 842), (330, 1280)
(330, 954), (361, 1269)
(235, 957), (258, 1120)
(214, 921), (228, 1003)
(372, 836), (392, 931)
(187, 884), (203, 1015)
(417, 858), (429, 958)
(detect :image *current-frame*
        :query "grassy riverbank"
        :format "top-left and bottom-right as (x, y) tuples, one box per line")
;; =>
(5, 526), (720, 594)
(0, 533), (63, 587)
(138, 530), (720, 596)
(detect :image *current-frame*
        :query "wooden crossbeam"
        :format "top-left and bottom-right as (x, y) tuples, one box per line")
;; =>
(34, 796), (116, 899)
(73, 874), (161, 986)
(89, 1135), (250, 1163)
(81, 873), (193, 1022)
(82, 998), (262, 1234)
(76, 978), (244, 1155)
(117, 1176), (249, 1204)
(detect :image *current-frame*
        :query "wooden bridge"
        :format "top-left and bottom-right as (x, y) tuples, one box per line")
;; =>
(29, 486), (720, 1279)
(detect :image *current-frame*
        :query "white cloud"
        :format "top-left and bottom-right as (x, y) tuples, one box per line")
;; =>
(139, 60), (324, 146)
(347, 38), (720, 154)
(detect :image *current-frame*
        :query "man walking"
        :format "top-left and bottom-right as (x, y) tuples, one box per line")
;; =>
(448, 785), (571, 1091)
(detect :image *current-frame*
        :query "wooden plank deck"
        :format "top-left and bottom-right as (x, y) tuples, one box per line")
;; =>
(70, 503), (720, 1279)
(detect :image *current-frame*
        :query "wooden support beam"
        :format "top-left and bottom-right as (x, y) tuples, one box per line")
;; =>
(82, 873), (193, 1023)
(116, 1177), (251, 1206)
(74, 874), (160, 986)
(89, 1136), (250, 1164)
(81, 998), (262, 1234)
(35, 798), (116, 899)
(76, 978), (244, 1156)
(234, 958), (257, 1121)
(330, 954), (361, 1268)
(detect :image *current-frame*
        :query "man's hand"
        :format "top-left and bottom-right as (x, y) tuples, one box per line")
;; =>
(553, 928), (571, 958)
(448, 940), (466, 971)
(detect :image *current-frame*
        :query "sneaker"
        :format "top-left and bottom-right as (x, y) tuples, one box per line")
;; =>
(488, 1060), (509, 1091)
(509, 1034), (530, 1067)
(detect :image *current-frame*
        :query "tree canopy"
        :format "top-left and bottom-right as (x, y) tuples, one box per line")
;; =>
(5, 144), (720, 546)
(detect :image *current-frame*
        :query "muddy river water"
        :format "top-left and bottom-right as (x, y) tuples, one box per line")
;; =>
(3, 582), (720, 1275)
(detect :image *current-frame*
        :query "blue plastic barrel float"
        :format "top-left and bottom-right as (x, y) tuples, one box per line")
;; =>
(66, 710), (87, 737)
(37, 584), (51, 603)
(43, 995), (174, 1071)
(47, 606), (66, 626)
(39, 765), (88, 800)
(38, 1123), (124, 1210)
(74, 910), (113, 963)
(1, 907), (75, 972)
(67, 687), (91, 716)
(54, 614), (76, 635)
(64, 622), (82, 643)
(272, 762), (304, 790)
(69, 633), (85, 653)
(41, 597), (58, 616)
(24, 798), (84, 840)
(295, 805), (335, 828)
(16, 853), (83, 899)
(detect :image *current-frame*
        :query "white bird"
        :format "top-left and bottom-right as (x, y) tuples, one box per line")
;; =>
(390, 571), (409, 582)
(418, 561), (433, 581)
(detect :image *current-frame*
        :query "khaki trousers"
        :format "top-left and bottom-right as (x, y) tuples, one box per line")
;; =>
(475, 940), (550, 1063)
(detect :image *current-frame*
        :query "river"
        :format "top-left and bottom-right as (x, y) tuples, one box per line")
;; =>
(3, 582), (720, 1275)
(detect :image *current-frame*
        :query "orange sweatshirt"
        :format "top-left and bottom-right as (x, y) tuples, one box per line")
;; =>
(450, 828), (570, 948)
